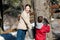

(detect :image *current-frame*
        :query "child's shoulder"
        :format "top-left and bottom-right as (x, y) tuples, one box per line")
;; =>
(36, 22), (43, 29)
(43, 24), (50, 27)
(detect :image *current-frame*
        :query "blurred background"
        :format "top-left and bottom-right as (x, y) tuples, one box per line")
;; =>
(0, 0), (60, 40)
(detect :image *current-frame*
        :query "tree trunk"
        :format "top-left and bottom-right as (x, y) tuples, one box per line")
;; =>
(34, 0), (53, 40)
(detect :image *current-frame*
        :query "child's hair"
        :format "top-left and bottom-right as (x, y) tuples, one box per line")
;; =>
(38, 16), (43, 23)
(43, 18), (49, 24)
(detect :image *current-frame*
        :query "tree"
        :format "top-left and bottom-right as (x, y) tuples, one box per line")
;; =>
(34, 0), (53, 40)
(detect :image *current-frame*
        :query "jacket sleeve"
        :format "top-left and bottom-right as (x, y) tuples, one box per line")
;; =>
(45, 25), (50, 33)
(41, 24), (50, 33)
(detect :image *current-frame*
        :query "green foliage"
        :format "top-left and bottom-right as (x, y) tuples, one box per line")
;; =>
(12, 0), (19, 3)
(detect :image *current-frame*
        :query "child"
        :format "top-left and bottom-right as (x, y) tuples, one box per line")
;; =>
(35, 16), (50, 40)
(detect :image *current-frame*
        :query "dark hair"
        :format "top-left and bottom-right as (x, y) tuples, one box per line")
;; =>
(38, 16), (43, 23)
(43, 18), (49, 24)
(25, 4), (31, 9)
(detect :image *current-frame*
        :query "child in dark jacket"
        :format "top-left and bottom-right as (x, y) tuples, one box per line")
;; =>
(35, 16), (50, 40)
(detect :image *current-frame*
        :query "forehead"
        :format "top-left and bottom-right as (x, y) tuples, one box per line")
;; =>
(25, 6), (30, 8)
